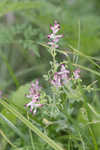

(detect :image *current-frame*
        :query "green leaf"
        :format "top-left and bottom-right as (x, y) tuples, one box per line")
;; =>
(11, 83), (30, 107)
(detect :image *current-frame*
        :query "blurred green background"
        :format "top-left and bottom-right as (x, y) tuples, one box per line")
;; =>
(0, 0), (100, 92)
(0, 0), (100, 149)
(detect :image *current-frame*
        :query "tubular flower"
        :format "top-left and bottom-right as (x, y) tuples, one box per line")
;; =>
(25, 80), (43, 114)
(58, 64), (70, 83)
(51, 65), (70, 87)
(73, 68), (80, 79)
(48, 20), (63, 48)
(51, 72), (62, 88)
(25, 101), (43, 115)
(26, 80), (41, 101)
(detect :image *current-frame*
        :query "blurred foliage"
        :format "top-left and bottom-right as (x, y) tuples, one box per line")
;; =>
(0, 0), (100, 150)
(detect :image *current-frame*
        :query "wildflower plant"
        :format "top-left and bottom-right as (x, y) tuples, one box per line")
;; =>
(25, 80), (43, 114)
(16, 20), (98, 150)
(24, 21), (86, 121)
(48, 20), (63, 49)
(0, 20), (99, 150)
(24, 21), (86, 138)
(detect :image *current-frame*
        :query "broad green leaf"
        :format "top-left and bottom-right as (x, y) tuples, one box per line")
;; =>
(11, 83), (30, 107)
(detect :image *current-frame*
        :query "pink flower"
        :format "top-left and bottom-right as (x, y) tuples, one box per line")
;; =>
(50, 21), (60, 34)
(25, 80), (41, 101)
(48, 20), (63, 48)
(25, 101), (43, 115)
(59, 64), (70, 79)
(58, 64), (70, 84)
(25, 80), (43, 114)
(51, 72), (61, 88)
(51, 65), (70, 87)
(73, 68), (80, 79)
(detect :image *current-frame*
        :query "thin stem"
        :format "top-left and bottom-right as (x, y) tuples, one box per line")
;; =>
(80, 88), (98, 150)
(79, 132), (85, 150)
(75, 19), (80, 64)
(27, 112), (35, 150)
(88, 104), (100, 118)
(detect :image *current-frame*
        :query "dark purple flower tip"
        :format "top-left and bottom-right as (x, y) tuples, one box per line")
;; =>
(48, 35), (50, 38)
(61, 64), (65, 67)
(58, 25), (60, 28)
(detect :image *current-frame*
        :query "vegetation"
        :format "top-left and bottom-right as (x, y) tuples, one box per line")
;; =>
(0, 0), (100, 150)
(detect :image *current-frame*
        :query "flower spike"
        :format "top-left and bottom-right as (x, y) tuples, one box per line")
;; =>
(48, 20), (63, 48)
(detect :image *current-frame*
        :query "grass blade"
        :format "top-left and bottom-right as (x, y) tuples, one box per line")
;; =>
(0, 113), (26, 140)
(0, 51), (19, 87)
(0, 99), (64, 150)
(0, 129), (17, 148)
(73, 63), (100, 77)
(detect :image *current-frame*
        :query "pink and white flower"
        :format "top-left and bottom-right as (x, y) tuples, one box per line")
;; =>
(48, 20), (63, 48)
(73, 68), (80, 79)
(25, 80), (43, 114)
(25, 101), (43, 115)
(51, 65), (70, 87)
(59, 64), (70, 79)
(51, 72), (62, 88)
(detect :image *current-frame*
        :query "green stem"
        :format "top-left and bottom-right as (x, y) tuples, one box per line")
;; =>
(0, 51), (19, 88)
(80, 88), (98, 150)
(27, 112), (35, 150)
(0, 99), (64, 150)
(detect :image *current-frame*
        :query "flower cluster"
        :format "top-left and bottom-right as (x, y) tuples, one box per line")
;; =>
(48, 20), (63, 48)
(73, 68), (80, 79)
(25, 80), (43, 115)
(25, 21), (81, 115)
(51, 65), (80, 88)
(51, 65), (70, 88)
(51, 72), (61, 88)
